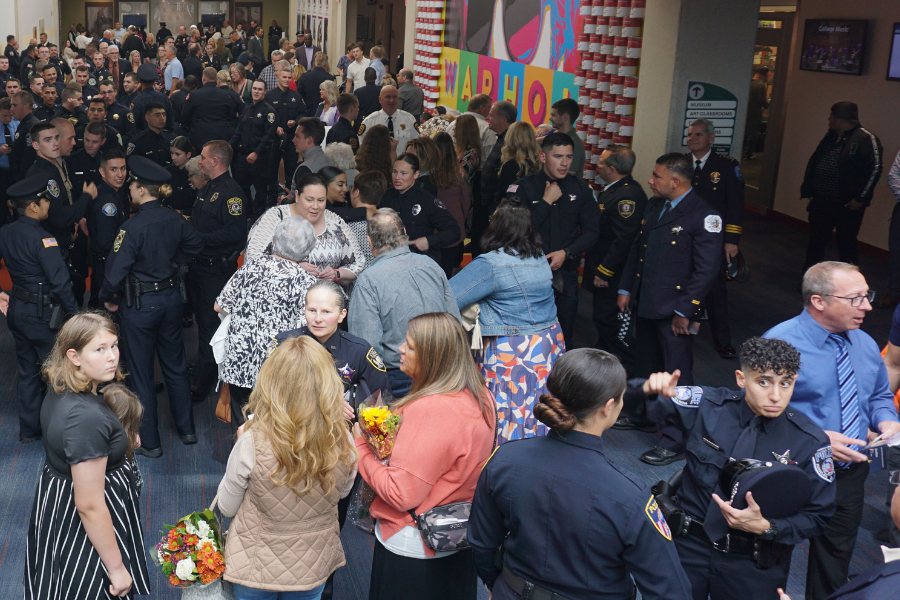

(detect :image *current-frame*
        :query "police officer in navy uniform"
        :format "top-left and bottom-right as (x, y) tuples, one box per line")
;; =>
(86, 149), (129, 308)
(66, 122), (108, 201)
(181, 66), (243, 151)
(229, 78), (277, 219)
(88, 51), (113, 88)
(100, 156), (204, 458)
(686, 118), (745, 359)
(469, 349), (693, 600)
(506, 132), (600, 348)
(0, 174), (79, 442)
(130, 63), (173, 132)
(622, 337), (836, 600)
(79, 98), (124, 154)
(127, 101), (174, 167)
(265, 63), (304, 203)
(99, 81), (136, 146)
(618, 152), (722, 466)
(582, 143), (648, 374)
(379, 152), (460, 264)
(10, 92), (40, 180)
(188, 140), (248, 403)
(324, 93), (360, 153)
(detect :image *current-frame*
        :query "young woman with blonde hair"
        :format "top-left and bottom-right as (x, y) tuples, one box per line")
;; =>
(353, 312), (495, 600)
(218, 335), (358, 600)
(496, 121), (542, 204)
(26, 312), (150, 599)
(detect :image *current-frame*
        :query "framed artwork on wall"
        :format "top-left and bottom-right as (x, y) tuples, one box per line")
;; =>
(235, 3), (263, 33)
(85, 2), (116, 37)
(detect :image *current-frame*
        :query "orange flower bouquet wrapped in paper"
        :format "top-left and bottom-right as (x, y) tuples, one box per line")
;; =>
(357, 391), (402, 460)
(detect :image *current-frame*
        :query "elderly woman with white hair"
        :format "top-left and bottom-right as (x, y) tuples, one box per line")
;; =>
(214, 217), (320, 426)
(324, 142), (359, 188)
(316, 80), (340, 126)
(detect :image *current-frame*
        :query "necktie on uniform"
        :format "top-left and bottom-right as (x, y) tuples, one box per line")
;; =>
(387, 115), (394, 137)
(657, 200), (672, 224)
(703, 415), (761, 541)
(694, 159), (702, 180)
(830, 333), (861, 467)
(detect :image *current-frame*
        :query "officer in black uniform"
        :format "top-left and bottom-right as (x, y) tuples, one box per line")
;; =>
(686, 118), (745, 359)
(618, 152), (723, 467)
(74, 66), (99, 105)
(86, 149), (129, 308)
(9, 91), (39, 179)
(622, 338), (836, 600)
(52, 89), (89, 141)
(582, 144), (648, 374)
(100, 156), (204, 458)
(131, 63), (173, 132)
(469, 348), (693, 600)
(324, 93), (360, 152)
(66, 122), (107, 198)
(99, 81), (136, 146)
(80, 98), (124, 153)
(188, 141), (248, 403)
(127, 101), (174, 167)
(88, 51), (113, 88)
(0, 174), (79, 442)
(166, 136), (196, 214)
(506, 132), (600, 348)
(379, 152), (460, 264)
(229, 78), (276, 218)
(181, 66), (242, 151)
(32, 86), (59, 122)
(265, 64), (304, 203)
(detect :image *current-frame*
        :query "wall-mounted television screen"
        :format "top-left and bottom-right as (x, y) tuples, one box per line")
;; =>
(799, 19), (867, 75)
(888, 23), (900, 81)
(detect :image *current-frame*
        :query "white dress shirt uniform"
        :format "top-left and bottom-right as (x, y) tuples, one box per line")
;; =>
(358, 108), (420, 154)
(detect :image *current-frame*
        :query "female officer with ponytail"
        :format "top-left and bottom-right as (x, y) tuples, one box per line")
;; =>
(100, 156), (205, 458)
(468, 348), (692, 600)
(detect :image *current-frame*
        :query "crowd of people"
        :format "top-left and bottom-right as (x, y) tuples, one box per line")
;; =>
(2, 21), (900, 600)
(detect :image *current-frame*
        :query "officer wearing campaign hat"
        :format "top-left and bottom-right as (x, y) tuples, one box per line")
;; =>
(100, 156), (205, 458)
(0, 174), (79, 443)
(130, 62), (173, 133)
(623, 337), (836, 600)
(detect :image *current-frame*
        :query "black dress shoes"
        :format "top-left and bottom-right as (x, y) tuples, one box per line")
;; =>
(181, 434), (198, 445)
(715, 344), (737, 359)
(20, 435), (42, 444)
(134, 446), (163, 458)
(640, 446), (685, 466)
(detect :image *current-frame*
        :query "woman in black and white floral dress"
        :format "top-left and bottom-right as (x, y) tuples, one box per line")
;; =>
(215, 217), (320, 427)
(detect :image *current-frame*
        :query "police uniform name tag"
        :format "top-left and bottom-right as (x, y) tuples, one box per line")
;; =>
(113, 229), (126, 252)
(42, 237), (58, 248)
(645, 496), (672, 540)
(704, 214), (722, 233)
(672, 386), (703, 408)
(617, 200), (635, 218)
(813, 446), (835, 483)
(102, 202), (118, 216)
(47, 180), (60, 198)
(367, 347), (386, 371)
(227, 197), (242, 215)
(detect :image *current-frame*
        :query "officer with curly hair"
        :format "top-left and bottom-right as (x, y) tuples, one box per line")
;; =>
(623, 337), (837, 600)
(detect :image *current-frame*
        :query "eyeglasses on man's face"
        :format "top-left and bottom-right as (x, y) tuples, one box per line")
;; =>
(821, 290), (875, 307)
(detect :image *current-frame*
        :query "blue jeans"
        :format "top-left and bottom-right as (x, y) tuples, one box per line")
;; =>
(386, 369), (413, 397)
(232, 582), (326, 600)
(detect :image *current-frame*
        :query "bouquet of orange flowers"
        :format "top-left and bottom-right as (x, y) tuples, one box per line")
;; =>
(357, 392), (401, 460)
(154, 507), (226, 590)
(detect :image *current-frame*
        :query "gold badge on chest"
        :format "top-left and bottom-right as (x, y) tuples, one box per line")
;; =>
(710, 172), (721, 184)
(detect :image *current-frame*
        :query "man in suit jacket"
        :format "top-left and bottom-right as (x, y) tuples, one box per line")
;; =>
(686, 117), (745, 359)
(182, 44), (204, 81)
(295, 31), (320, 72)
(583, 144), (648, 375)
(247, 27), (266, 70)
(105, 45), (132, 93)
(618, 152), (722, 466)
(298, 52), (334, 118)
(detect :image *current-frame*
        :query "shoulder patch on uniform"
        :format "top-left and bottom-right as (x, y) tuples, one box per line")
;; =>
(357, 123), (366, 136)
(366, 347), (386, 371)
(349, 137), (358, 149)
(67, 116), (78, 125)
(127, 112), (135, 123)
(434, 198), (446, 210)
(227, 197), (242, 216)
(88, 77), (96, 86)
(645, 496), (672, 540)
(102, 202), (118, 216)
(42, 237), (58, 248)
(113, 229), (126, 252)
(734, 165), (743, 181)
(671, 386), (702, 408)
(47, 180), (60, 198)
(813, 446), (835, 483)
(617, 199), (636, 218)
(266, 337), (280, 356)
(126, 142), (134, 155)
(704, 214), (722, 233)
(267, 112), (275, 123)
(507, 184), (518, 193)
(414, 121), (421, 133)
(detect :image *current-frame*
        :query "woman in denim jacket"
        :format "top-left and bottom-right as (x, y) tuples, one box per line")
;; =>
(450, 199), (565, 444)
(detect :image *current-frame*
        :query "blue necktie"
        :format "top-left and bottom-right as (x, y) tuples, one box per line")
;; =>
(830, 333), (861, 466)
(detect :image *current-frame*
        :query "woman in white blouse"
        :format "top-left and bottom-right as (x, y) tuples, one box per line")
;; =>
(246, 172), (363, 289)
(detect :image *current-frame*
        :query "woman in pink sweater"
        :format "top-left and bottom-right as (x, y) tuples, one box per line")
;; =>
(353, 312), (496, 600)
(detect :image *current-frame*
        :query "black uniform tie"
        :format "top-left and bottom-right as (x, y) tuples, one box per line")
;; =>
(387, 115), (394, 137)
(703, 416), (760, 541)
(694, 159), (702, 182)
(657, 200), (672, 224)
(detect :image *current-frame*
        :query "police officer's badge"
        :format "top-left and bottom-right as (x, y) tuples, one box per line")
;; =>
(338, 363), (356, 380)
(366, 348), (386, 371)
(434, 198), (446, 210)
(704, 214), (722, 233)
(127, 112), (135, 123)
(211, 192), (219, 202)
(400, 123), (406, 130)
(671, 386), (702, 408)
(617, 199), (635, 218)
(113, 113), (120, 120)
(812, 446), (835, 483)
(102, 202), (118, 216)
(710, 171), (721, 184)
(126, 143), (135, 155)
(47, 180), (60, 198)
(772, 449), (792, 465)
(358, 124), (366, 136)
(349, 138), (358, 149)
(569, 194), (577, 202)
(227, 197), (242, 216)
(113, 229), (126, 252)
(411, 204), (421, 215)
(644, 496), (672, 540)
(267, 113), (275, 123)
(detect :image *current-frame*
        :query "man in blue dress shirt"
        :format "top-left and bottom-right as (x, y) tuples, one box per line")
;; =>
(765, 261), (900, 600)
(0, 96), (18, 221)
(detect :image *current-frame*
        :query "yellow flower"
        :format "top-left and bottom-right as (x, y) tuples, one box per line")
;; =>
(361, 406), (392, 429)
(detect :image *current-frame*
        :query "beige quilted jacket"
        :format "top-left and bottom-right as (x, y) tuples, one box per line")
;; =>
(223, 433), (352, 591)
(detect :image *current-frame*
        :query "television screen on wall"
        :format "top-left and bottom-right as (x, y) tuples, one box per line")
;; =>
(799, 19), (868, 75)
(888, 23), (900, 81)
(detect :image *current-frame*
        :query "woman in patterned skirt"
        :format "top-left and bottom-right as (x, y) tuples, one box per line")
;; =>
(26, 312), (150, 599)
(450, 198), (564, 444)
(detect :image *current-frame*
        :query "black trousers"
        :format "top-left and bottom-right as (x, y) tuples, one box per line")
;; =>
(7, 298), (55, 439)
(888, 203), (900, 295)
(119, 288), (195, 449)
(675, 531), (792, 600)
(229, 383), (252, 431)
(803, 199), (867, 272)
(439, 243), (464, 280)
(554, 268), (580, 349)
(233, 151), (273, 220)
(88, 257), (107, 309)
(590, 284), (635, 375)
(321, 474), (363, 600)
(635, 315), (694, 452)
(806, 461), (869, 600)
(187, 260), (237, 397)
(704, 270), (732, 348)
(369, 541), (477, 600)
(268, 141), (298, 202)
(0, 167), (11, 224)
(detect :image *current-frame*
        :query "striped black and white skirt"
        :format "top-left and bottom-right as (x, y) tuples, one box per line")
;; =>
(25, 461), (152, 599)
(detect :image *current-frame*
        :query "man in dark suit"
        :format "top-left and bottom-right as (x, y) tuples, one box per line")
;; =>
(353, 68), (381, 122)
(247, 27), (266, 70)
(298, 52), (334, 118)
(295, 30), (321, 72)
(583, 144), (648, 374)
(181, 68), (242, 151)
(618, 152), (723, 466)
(105, 45), (132, 93)
(182, 44), (204, 81)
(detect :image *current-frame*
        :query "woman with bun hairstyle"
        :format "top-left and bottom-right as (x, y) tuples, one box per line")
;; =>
(99, 156), (205, 459)
(468, 349), (692, 600)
